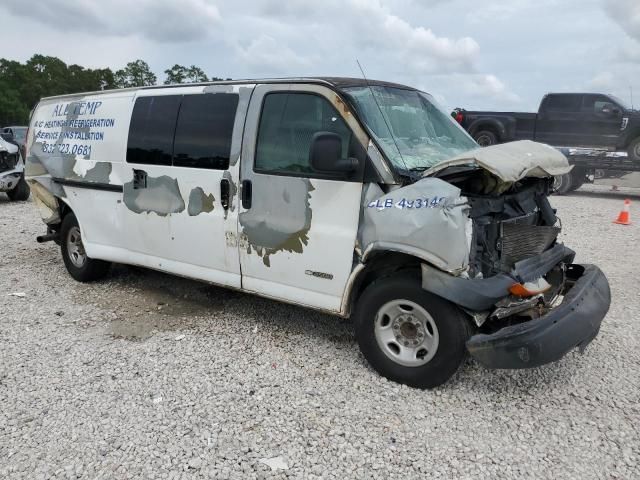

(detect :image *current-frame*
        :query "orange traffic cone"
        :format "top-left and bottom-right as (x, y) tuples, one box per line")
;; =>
(613, 199), (632, 225)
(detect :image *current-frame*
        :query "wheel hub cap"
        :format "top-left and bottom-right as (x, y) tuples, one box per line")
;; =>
(67, 226), (87, 268)
(374, 300), (440, 367)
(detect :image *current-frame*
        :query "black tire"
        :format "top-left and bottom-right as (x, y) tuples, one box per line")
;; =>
(474, 130), (497, 147)
(553, 173), (573, 195)
(60, 213), (110, 282)
(568, 169), (586, 192)
(354, 273), (470, 389)
(7, 176), (30, 201)
(628, 137), (640, 162)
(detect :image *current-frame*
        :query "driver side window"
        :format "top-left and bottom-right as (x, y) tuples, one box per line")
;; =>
(255, 92), (352, 176)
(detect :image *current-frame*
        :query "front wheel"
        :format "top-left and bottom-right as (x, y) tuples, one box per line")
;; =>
(354, 274), (470, 389)
(60, 213), (111, 282)
(628, 137), (640, 162)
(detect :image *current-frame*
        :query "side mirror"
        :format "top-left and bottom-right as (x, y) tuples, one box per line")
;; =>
(600, 103), (620, 116)
(309, 131), (358, 173)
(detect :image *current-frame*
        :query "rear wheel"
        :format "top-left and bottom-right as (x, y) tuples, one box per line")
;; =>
(474, 130), (497, 147)
(568, 169), (586, 192)
(628, 137), (640, 162)
(354, 273), (470, 389)
(7, 176), (30, 201)
(60, 213), (110, 282)
(553, 173), (573, 195)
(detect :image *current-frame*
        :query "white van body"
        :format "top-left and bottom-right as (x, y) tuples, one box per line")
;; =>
(25, 78), (610, 388)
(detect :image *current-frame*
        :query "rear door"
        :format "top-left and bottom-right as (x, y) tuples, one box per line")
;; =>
(238, 83), (367, 312)
(535, 94), (584, 146)
(120, 86), (251, 287)
(580, 94), (624, 148)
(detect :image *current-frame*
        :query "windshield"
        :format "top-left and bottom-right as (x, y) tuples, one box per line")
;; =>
(344, 86), (478, 173)
(6, 127), (27, 143)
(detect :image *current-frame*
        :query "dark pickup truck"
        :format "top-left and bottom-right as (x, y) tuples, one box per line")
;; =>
(453, 93), (640, 192)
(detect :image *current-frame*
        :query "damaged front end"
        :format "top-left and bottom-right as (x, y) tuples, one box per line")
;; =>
(0, 137), (24, 192)
(359, 141), (611, 370)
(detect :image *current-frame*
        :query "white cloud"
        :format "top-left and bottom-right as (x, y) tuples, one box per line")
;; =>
(588, 72), (615, 89)
(236, 35), (311, 73)
(465, 0), (531, 24)
(2, 0), (221, 42)
(605, 0), (640, 41)
(619, 40), (640, 62)
(348, 0), (480, 74)
(246, 0), (480, 74)
(462, 74), (521, 104)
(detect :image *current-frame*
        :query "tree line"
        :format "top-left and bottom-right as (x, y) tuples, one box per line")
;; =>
(0, 55), (230, 125)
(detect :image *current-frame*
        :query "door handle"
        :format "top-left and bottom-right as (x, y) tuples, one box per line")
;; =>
(241, 180), (252, 209)
(220, 178), (230, 210)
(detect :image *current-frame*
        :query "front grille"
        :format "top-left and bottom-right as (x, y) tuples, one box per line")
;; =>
(500, 219), (560, 269)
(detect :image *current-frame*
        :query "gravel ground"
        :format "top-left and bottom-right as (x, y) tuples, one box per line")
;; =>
(1, 187), (639, 479)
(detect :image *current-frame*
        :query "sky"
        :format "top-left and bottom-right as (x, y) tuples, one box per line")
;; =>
(0, 0), (638, 112)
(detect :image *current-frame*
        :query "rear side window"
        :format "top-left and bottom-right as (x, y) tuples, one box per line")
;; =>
(127, 95), (181, 165)
(173, 94), (238, 170)
(544, 95), (582, 112)
(255, 92), (353, 175)
(127, 93), (239, 169)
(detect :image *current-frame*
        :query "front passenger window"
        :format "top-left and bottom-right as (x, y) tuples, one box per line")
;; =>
(255, 92), (352, 176)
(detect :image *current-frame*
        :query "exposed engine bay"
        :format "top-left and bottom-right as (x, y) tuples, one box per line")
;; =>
(427, 166), (573, 331)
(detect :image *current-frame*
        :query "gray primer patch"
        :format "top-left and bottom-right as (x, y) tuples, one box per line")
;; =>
(83, 162), (113, 183)
(187, 187), (215, 216)
(123, 175), (185, 216)
(239, 177), (314, 267)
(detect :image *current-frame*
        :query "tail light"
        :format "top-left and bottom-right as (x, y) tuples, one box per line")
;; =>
(455, 112), (464, 124)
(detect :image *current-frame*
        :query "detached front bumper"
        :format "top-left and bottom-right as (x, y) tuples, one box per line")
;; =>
(466, 264), (610, 369)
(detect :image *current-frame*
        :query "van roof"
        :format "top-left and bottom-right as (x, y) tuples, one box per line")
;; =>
(40, 77), (417, 101)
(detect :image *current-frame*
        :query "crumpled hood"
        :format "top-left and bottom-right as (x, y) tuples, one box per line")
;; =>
(422, 140), (571, 183)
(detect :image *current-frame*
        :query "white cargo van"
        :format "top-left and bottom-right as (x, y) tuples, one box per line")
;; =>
(26, 78), (610, 388)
